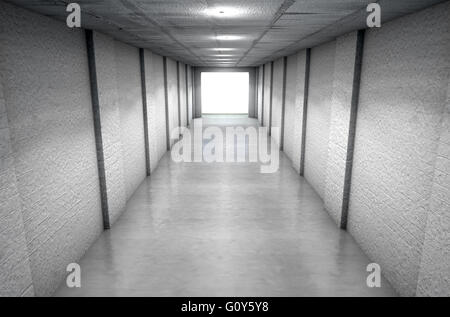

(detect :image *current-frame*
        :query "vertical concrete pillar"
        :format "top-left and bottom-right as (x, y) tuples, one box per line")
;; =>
(261, 64), (265, 125)
(323, 30), (364, 228)
(248, 68), (257, 118)
(185, 64), (190, 126)
(186, 65), (194, 125)
(263, 63), (272, 128)
(269, 61), (274, 135)
(299, 48), (311, 176)
(191, 66), (195, 118)
(85, 29), (110, 230)
(339, 30), (365, 229)
(176, 61), (182, 130)
(255, 67), (259, 121)
(280, 57), (288, 150)
(270, 58), (284, 146)
(193, 68), (202, 118)
(178, 63), (187, 128)
(163, 57), (171, 150)
(139, 48), (151, 176)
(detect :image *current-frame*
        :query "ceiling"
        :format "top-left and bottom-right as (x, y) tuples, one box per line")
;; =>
(6, 0), (446, 67)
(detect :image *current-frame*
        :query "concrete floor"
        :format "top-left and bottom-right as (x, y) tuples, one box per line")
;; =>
(55, 117), (396, 297)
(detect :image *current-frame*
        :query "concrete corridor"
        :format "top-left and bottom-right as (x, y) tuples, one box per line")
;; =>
(1, 0), (449, 298)
(55, 117), (395, 296)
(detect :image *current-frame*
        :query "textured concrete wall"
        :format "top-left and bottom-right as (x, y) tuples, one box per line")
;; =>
(144, 51), (168, 172)
(257, 66), (264, 125)
(0, 2), (103, 296)
(323, 32), (358, 225)
(0, 1), (193, 297)
(114, 41), (146, 201)
(304, 41), (336, 198)
(179, 63), (187, 128)
(263, 63), (272, 127)
(166, 58), (179, 146)
(348, 2), (450, 296)
(0, 68), (34, 297)
(417, 73), (450, 297)
(93, 32), (127, 225)
(271, 58), (284, 147)
(283, 51), (307, 173)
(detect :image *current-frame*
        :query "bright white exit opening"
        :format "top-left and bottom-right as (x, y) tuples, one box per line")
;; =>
(201, 72), (249, 114)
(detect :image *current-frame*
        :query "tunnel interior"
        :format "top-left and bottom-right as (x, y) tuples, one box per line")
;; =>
(0, 0), (449, 298)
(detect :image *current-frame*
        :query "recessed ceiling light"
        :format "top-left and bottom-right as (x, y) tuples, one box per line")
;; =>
(204, 7), (242, 18)
(213, 54), (235, 57)
(216, 35), (243, 41)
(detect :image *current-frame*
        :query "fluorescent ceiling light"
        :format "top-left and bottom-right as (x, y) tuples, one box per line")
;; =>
(204, 7), (243, 18)
(216, 35), (243, 41)
(210, 48), (237, 51)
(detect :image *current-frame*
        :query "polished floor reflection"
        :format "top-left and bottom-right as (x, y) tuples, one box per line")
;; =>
(55, 117), (396, 297)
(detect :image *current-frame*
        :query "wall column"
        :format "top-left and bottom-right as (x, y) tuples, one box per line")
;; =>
(85, 30), (111, 230)
(261, 64), (265, 125)
(185, 64), (190, 125)
(299, 48), (311, 176)
(163, 57), (171, 149)
(268, 61), (274, 135)
(280, 56), (288, 150)
(323, 30), (365, 228)
(139, 48), (151, 176)
(176, 61), (182, 129)
(85, 31), (128, 228)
